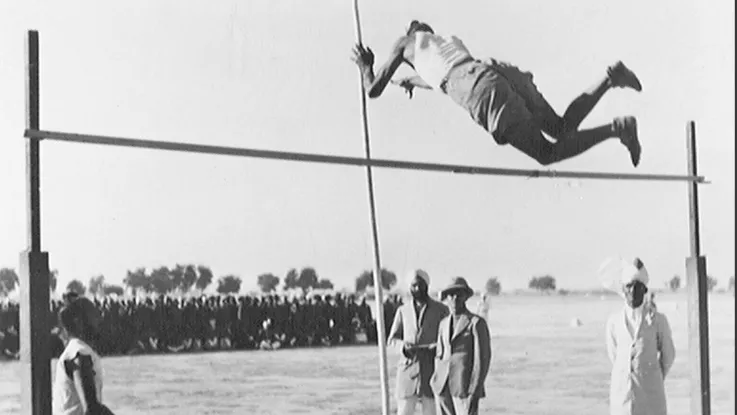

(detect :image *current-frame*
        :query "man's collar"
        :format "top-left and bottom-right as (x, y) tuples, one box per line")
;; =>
(625, 303), (644, 316)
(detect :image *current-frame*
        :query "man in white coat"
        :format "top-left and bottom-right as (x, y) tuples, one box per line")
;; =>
(387, 269), (449, 415)
(606, 258), (676, 415)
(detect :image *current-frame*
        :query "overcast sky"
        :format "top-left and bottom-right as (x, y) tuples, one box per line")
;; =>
(0, 0), (734, 293)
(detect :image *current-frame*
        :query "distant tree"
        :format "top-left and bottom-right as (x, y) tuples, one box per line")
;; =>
(298, 267), (319, 290)
(529, 275), (556, 292)
(315, 279), (334, 290)
(706, 275), (718, 292)
(182, 265), (198, 292)
(149, 266), (173, 294)
(123, 268), (149, 293)
(66, 279), (86, 296)
(50, 269), (58, 292)
(216, 275), (242, 294)
(195, 265), (214, 291)
(355, 268), (397, 292)
(0, 268), (19, 295)
(0, 267), (60, 295)
(88, 275), (106, 296)
(169, 264), (185, 292)
(257, 273), (280, 293)
(485, 277), (502, 296)
(283, 268), (299, 290)
(103, 284), (125, 296)
(381, 269), (398, 290)
(668, 275), (681, 292)
(355, 271), (370, 292)
(729, 276), (735, 293)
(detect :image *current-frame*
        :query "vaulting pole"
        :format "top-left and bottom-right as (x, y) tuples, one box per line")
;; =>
(685, 120), (711, 415)
(20, 29), (52, 415)
(350, 1), (391, 414)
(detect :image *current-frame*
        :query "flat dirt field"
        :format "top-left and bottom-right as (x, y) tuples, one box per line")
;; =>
(1, 293), (733, 414)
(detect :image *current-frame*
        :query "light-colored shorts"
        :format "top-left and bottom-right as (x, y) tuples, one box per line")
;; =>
(443, 59), (551, 145)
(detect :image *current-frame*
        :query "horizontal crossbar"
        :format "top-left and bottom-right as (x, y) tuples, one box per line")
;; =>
(25, 129), (708, 183)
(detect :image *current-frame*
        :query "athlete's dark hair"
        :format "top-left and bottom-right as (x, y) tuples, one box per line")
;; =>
(406, 20), (434, 35)
(58, 296), (96, 333)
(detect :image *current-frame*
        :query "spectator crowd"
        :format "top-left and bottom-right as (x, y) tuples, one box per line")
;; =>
(0, 293), (405, 359)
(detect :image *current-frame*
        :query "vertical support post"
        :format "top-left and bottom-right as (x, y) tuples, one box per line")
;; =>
(20, 29), (52, 415)
(685, 120), (711, 415)
(350, 2), (391, 414)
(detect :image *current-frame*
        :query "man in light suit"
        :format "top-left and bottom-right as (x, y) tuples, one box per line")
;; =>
(387, 269), (449, 415)
(431, 277), (491, 415)
(606, 258), (676, 415)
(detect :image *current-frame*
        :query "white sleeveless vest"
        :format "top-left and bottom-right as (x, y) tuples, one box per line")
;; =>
(413, 32), (474, 90)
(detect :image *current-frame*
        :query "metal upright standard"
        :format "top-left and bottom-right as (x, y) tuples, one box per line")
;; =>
(20, 27), (713, 415)
(685, 121), (711, 415)
(20, 30), (52, 415)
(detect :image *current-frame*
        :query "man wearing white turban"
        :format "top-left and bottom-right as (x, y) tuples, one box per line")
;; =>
(605, 258), (676, 415)
(387, 269), (449, 415)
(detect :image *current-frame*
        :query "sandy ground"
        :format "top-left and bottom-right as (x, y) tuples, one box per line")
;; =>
(0, 293), (733, 414)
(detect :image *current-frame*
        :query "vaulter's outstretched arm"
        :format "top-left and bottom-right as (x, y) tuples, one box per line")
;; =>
(351, 37), (411, 99)
(391, 75), (431, 99)
(393, 75), (431, 90)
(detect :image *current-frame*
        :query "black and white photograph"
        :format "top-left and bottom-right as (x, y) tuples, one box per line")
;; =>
(0, 1), (734, 414)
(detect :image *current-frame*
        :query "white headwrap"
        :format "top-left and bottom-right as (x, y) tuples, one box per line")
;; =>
(621, 257), (649, 287)
(407, 269), (430, 287)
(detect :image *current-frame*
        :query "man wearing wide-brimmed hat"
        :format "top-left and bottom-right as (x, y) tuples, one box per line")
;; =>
(430, 277), (491, 415)
(606, 258), (676, 415)
(388, 269), (449, 415)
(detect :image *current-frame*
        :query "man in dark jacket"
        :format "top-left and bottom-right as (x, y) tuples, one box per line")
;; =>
(431, 277), (491, 415)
